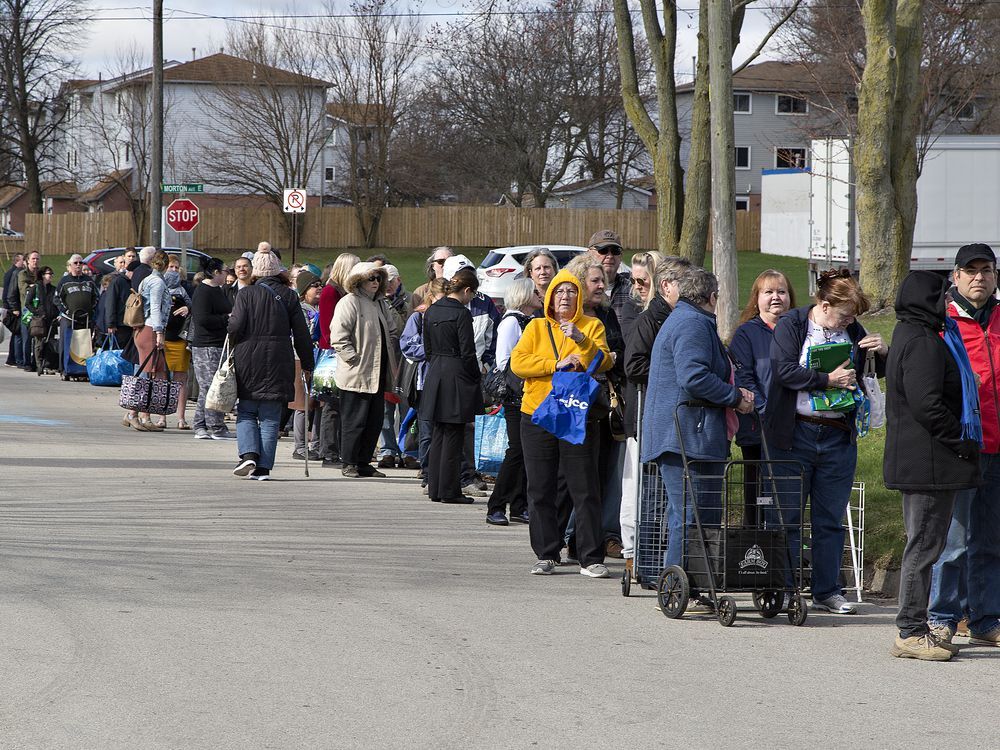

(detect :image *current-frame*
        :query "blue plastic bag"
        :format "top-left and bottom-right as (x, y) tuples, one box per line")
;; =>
(475, 411), (509, 475)
(86, 335), (132, 387)
(530, 350), (604, 445)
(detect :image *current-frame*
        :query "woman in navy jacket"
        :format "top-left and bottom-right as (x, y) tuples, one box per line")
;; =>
(729, 270), (796, 523)
(765, 269), (887, 615)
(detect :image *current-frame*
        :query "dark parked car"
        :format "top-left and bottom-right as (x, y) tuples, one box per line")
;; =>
(83, 247), (216, 279)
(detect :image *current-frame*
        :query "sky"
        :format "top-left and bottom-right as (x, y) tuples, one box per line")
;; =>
(71, 0), (781, 80)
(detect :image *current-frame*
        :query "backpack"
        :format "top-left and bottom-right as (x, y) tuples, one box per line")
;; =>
(124, 288), (144, 327)
(483, 311), (531, 406)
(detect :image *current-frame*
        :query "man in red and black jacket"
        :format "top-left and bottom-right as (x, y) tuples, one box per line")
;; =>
(929, 243), (1000, 648)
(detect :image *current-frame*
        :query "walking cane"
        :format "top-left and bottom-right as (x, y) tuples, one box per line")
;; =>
(301, 370), (311, 478)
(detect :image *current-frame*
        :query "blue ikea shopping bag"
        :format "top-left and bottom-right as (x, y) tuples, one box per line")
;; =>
(530, 350), (604, 445)
(86, 335), (133, 387)
(475, 410), (509, 475)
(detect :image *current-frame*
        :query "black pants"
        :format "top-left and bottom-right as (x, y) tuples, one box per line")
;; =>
(521, 415), (603, 567)
(339, 389), (383, 468)
(320, 398), (341, 461)
(896, 490), (957, 638)
(429, 421), (465, 500)
(487, 405), (528, 516)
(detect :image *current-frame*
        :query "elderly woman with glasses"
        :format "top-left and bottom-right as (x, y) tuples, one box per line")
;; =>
(330, 261), (401, 479)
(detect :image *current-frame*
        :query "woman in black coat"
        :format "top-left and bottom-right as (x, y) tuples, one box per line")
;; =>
(885, 270), (980, 660)
(420, 267), (482, 503)
(227, 248), (314, 480)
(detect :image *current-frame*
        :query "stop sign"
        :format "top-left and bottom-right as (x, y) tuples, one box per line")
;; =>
(165, 198), (200, 232)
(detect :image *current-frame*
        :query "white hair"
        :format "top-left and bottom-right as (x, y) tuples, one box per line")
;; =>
(138, 246), (156, 264)
(504, 277), (536, 311)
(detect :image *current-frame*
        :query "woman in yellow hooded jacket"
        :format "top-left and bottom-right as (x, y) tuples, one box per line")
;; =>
(511, 269), (613, 578)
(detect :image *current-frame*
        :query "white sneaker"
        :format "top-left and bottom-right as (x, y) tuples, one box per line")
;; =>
(580, 563), (610, 579)
(530, 560), (556, 575)
(812, 594), (857, 614)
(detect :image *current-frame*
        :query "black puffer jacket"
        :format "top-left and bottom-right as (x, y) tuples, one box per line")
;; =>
(622, 294), (671, 438)
(227, 276), (315, 402)
(883, 271), (981, 492)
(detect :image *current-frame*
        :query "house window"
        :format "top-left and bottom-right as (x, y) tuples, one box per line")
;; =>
(735, 146), (751, 170)
(734, 92), (751, 114)
(325, 167), (335, 182)
(776, 94), (808, 115)
(735, 196), (750, 212)
(955, 101), (977, 121)
(775, 147), (807, 169)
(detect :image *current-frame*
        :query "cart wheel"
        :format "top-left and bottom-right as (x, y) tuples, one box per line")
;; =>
(787, 595), (808, 626)
(754, 590), (783, 619)
(656, 566), (689, 619)
(717, 595), (738, 627)
(621, 567), (631, 597)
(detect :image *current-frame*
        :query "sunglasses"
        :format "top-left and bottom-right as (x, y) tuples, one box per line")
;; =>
(366, 275), (382, 282)
(308, 281), (323, 289)
(594, 245), (623, 256)
(634, 277), (649, 287)
(432, 258), (447, 266)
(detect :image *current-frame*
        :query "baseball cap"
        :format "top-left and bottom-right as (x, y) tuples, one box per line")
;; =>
(383, 264), (400, 281)
(955, 243), (996, 268)
(442, 254), (474, 279)
(588, 229), (622, 250)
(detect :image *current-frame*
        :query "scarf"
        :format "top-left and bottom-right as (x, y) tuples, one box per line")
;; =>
(943, 316), (984, 446)
(950, 287), (997, 330)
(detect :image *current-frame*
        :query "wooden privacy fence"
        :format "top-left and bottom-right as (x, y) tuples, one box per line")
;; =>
(23, 206), (762, 253)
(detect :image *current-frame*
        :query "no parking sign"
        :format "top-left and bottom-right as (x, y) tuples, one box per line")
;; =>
(283, 188), (307, 213)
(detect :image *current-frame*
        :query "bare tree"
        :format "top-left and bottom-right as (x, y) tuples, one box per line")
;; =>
(317, 0), (422, 246)
(192, 21), (329, 237)
(0, 0), (89, 209)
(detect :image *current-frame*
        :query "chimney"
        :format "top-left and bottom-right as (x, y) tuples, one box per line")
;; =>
(191, 47), (196, 61)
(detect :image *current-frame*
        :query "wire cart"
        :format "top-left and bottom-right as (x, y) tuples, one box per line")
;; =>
(624, 400), (808, 627)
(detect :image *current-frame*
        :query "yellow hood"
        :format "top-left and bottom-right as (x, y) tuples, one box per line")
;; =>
(544, 270), (584, 325)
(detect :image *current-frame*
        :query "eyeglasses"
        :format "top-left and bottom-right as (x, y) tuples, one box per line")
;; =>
(554, 288), (579, 297)
(71, 261), (82, 265)
(308, 281), (323, 289)
(432, 258), (447, 266)
(594, 245), (623, 256)
(959, 266), (996, 278)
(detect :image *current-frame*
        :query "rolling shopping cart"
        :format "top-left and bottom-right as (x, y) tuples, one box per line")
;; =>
(625, 399), (808, 627)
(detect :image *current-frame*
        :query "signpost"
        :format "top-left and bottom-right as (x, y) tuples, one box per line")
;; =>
(165, 198), (199, 271)
(283, 188), (307, 264)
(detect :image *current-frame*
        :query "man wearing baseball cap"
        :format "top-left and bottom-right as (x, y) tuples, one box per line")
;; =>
(587, 229), (640, 340)
(928, 242), (1000, 648)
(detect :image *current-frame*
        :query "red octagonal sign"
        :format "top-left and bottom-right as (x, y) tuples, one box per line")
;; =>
(165, 198), (200, 232)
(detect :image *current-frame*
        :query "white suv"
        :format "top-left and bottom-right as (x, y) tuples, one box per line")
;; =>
(477, 244), (588, 305)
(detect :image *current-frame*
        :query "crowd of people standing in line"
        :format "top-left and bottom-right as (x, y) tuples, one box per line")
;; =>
(3, 235), (997, 662)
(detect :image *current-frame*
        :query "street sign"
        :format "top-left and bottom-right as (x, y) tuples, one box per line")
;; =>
(283, 188), (307, 213)
(165, 198), (200, 232)
(162, 183), (204, 194)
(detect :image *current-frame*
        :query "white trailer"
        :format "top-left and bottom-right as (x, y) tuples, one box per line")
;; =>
(809, 136), (1000, 285)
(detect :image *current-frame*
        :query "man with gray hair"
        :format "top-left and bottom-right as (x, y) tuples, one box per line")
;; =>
(131, 246), (155, 290)
(56, 254), (98, 361)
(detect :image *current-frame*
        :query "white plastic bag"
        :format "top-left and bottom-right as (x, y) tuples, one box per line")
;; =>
(862, 352), (885, 430)
(205, 336), (238, 413)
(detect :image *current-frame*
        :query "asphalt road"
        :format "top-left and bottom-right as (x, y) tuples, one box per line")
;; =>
(0, 358), (998, 749)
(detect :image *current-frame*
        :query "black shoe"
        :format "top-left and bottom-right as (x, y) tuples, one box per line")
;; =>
(509, 511), (530, 524)
(486, 511), (509, 526)
(251, 467), (271, 481)
(342, 464), (360, 478)
(357, 464), (386, 478)
(322, 457), (342, 468)
(233, 458), (257, 477)
(441, 495), (476, 504)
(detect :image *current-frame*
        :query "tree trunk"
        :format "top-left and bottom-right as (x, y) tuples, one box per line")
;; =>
(678, 0), (712, 265)
(857, 0), (922, 310)
(707, 0), (739, 340)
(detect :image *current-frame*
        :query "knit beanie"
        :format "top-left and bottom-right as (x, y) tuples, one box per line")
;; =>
(252, 249), (282, 278)
(295, 270), (319, 296)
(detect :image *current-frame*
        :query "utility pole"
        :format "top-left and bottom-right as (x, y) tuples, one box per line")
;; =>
(150, 0), (164, 247)
(707, 0), (738, 340)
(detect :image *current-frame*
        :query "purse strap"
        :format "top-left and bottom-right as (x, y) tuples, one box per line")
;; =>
(549, 322), (604, 376)
(218, 335), (231, 368)
(546, 323), (560, 361)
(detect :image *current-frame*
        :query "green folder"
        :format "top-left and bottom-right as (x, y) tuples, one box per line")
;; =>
(807, 341), (853, 372)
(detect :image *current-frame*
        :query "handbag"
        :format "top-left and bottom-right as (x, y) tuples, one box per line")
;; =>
(396, 355), (420, 406)
(862, 351), (885, 430)
(119, 348), (181, 415)
(86, 334), (132, 386)
(124, 289), (144, 327)
(29, 313), (46, 337)
(70, 324), (94, 365)
(205, 336), (238, 412)
(606, 378), (627, 441)
(531, 346), (605, 445)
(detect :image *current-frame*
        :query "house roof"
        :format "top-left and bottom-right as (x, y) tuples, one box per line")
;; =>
(116, 53), (330, 89)
(553, 178), (651, 198)
(326, 102), (386, 127)
(43, 180), (79, 199)
(677, 60), (852, 95)
(0, 185), (25, 209)
(77, 170), (133, 203)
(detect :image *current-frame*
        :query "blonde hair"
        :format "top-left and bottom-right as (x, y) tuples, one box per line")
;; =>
(328, 253), (360, 289)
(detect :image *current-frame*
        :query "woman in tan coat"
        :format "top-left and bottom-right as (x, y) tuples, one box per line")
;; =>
(329, 261), (400, 478)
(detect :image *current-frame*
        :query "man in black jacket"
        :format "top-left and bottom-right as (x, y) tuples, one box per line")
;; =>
(105, 257), (136, 349)
(885, 270), (980, 661)
(130, 246), (154, 291)
(3, 253), (25, 367)
(620, 255), (690, 577)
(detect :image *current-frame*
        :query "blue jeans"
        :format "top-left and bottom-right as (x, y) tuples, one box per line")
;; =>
(378, 400), (402, 458)
(6, 322), (24, 365)
(656, 452), (723, 568)
(929, 453), (1000, 636)
(236, 399), (283, 470)
(20, 321), (34, 369)
(770, 421), (857, 601)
